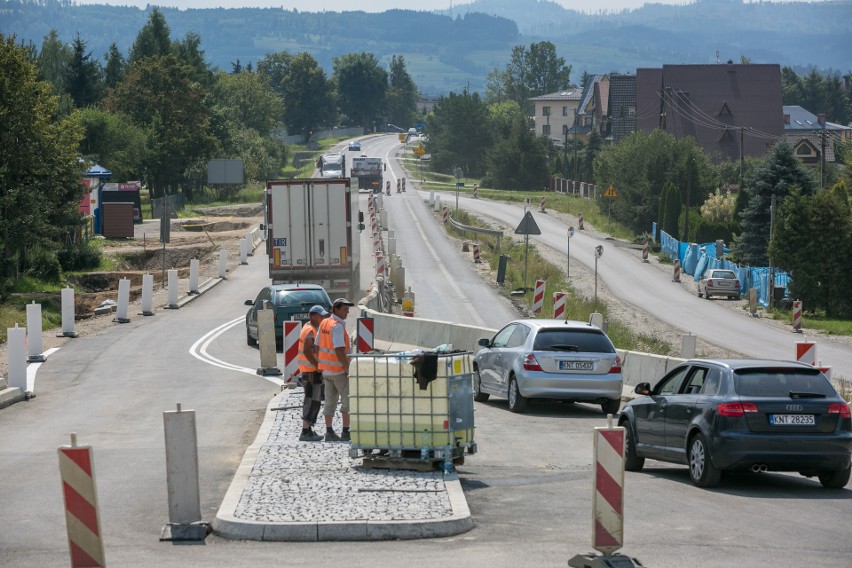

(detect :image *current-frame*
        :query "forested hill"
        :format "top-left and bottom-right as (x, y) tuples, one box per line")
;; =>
(1, 0), (849, 96)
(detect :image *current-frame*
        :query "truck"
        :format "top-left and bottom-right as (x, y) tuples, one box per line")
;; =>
(265, 178), (361, 301)
(349, 156), (384, 193)
(319, 153), (345, 178)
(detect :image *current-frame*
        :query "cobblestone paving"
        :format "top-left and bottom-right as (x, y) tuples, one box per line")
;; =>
(234, 389), (454, 522)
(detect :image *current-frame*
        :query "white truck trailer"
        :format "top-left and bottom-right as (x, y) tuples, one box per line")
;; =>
(350, 156), (384, 193)
(265, 178), (361, 300)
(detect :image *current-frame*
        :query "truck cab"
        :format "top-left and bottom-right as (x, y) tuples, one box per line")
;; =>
(320, 153), (345, 178)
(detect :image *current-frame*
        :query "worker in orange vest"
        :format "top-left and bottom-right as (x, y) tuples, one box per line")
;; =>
(297, 305), (328, 442)
(317, 298), (355, 441)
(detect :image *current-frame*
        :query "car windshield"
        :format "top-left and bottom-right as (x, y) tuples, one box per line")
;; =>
(274, 289), (328, 307)
(710, 270), (737, 279)
(533, 328), (615, 353)
(733, 368), (836, 397)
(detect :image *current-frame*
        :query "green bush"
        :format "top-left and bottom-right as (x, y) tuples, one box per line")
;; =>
(25, 246), (61, 282)
(58, 241), (102, 272)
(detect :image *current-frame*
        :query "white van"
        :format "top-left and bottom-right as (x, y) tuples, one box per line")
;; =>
(320, 153), (345, 178)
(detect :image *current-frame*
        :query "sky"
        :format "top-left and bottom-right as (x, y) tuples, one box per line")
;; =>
(69, 1), (706, 14)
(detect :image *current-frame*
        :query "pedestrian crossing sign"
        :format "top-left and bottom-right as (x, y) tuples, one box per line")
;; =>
(604, 184), (618, 198)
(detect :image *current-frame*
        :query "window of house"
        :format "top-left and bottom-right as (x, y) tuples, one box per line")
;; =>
(562, 106), (568, 116)
(542, 125), (551, 135)
(796, 144), (812, 156)
(584, 117), (592, 126)
(562, 124), (568, 135)
(542, 106), (550, 116)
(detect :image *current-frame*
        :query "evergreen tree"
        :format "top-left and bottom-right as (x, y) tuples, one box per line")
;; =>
(333, 52), (388, 129)
(129, 7), (171, 63)
(484, 115), (548, 190)
(103, 43), (126, 89)
(658, 181), (681, 237)
(425, 88), (491, 177)
(173, 31), (211, 87)
(64, 33), (102, 108)
(735, 141), (816, 265)
(386, 55), (417, 129)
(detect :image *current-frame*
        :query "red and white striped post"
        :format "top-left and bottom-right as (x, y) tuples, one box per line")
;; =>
(672, 259), (681, 282)
(796, 340), (816, 366)
(375, 253), (385, 278)
(592, 419), (625, 556)
(641, 240), (649, 263)
(442, 207), (449, 224)
(532, 279), (545, 314)
(553, 292), (567, 319)
(472, 244), (481, 263)
(58, 433), (106, 568)
(357, 317), (374, 353)
(540, 196), (546, 212)
(792, 300), (803, 333)
(578, 212), (585, 230)
(282, 321), (301, 384)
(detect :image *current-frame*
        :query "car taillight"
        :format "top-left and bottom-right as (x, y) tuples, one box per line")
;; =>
(828, 403), (851, 419)
(523, 353), (542, 371)
(609, 355), (621, 374)
(717, 401), (758, 416)
(734, 280), (740, 288)
(707, 280), (714, 288)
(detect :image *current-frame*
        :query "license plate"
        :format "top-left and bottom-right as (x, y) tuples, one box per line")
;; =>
(559, 361), (593, 371)
(769, 414), (815, 425)
(291, 313), (308, 320)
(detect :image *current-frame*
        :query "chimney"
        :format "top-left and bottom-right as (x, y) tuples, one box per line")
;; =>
(817, 113), (826, 125)
(784, 114), (790, 125)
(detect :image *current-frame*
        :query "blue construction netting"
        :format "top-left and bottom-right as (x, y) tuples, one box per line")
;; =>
(657, 229), (789, 308)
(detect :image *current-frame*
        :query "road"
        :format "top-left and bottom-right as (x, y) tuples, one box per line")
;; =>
(0, 134), (849, 568)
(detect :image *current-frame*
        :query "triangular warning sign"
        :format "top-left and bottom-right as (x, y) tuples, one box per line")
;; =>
(514, 211), (542, 235)
(604, 184), (618, 198)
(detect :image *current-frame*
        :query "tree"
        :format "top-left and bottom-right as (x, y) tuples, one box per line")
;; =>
(386, 55), (417, 129)
(173, 31), (211, 87)
(483, 115), (548, 190)
(658, 181), (681, 237)
(488, 100), (525, 139)
(129, 7), (171, 64)
(333, 52), (388, 129)
(501, 41), (571, 115)
(36, 29), (69, 95)
(210, 70), (282, 136)
(257, 51), (293, 98)
(735, 141), (816, 265)
(700, 188), (736, 223)
(105, 55), (215, 198)
(103, 43), (126, 89)
(424, 88), (491, 177)
(77, 107), (149, 182)
(64, 33), (102, 108)
(0, 35), (84, 288)
(280, 52), (336, 140)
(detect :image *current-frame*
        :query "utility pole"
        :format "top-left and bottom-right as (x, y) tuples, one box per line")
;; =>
(739, 127), (745, 183)
(819, 129), (826, 190)
(573, 108), (579, 181)
(684, 158), (692, 242)
(768, 193), (777, 310)
(563, 128), (568, 179)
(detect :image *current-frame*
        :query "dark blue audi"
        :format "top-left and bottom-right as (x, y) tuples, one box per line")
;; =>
(619, 359), (852, 488)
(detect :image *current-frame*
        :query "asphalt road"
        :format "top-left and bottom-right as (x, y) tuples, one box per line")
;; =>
(1, 134), (849, 568)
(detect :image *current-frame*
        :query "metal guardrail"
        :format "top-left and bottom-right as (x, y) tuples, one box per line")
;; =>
(447, 214), (502, 252)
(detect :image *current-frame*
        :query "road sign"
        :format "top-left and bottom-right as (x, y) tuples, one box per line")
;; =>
(398, 133), (406, 143)
(456, 182), (464, 188)
(414, 145), (425, 156)
(514, 211), (542, 235)
(568, 226), (575, 238)
(595, 245), (604, 258)
(604, 184), (618, 198)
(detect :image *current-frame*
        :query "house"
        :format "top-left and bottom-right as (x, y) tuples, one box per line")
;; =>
(529, 89), (582, 142)
(576, 74), (609, 139)
(635, 63), (784, 162)
(605, 73), (637, 142)
(783, 105), (852, 167)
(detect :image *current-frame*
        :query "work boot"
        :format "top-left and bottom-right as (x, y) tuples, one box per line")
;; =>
(299, 431), (323, 442)
(341, 430), (351, 442)
(324, 430), (342, 442)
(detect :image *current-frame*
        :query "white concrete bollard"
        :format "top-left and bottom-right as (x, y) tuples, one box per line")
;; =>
(161, 403), (206, 541)
(189, 258), (199, 294)
(26, 302), (45, 362)
(141, 274), (154, 316)
(681, 333), (697, 359)
(429, 191), (435, 204)
(245, 231), (254, 256)
(218, 249), (228, 279)
(434, 196), (441, 212)
(388, 237), (396, 255)
(380, 209), (388, 231)
(167, 269), (179, 309)
(7, 325), (27, 390)
(240, 238), (248, 265)
(116, 278), (131, 323)
(60, 288), (77, 337)
(256, 306), (282, 376)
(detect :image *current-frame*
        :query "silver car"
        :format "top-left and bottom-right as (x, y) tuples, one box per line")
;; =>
(697, 268), (740, 300)
(473, 319), (623, 414)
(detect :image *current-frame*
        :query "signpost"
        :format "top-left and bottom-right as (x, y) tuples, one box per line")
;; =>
(514, 211), (542, 293)
(594, 245), (604, 311)
(567, 225), (575, 279)
(604, 184), (618, 230)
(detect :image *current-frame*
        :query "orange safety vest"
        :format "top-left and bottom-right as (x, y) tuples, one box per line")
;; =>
(297, 323), (319, 373)
(317, 317), (350, 374)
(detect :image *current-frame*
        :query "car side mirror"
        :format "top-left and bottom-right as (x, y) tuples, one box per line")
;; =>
(244, 299), (254, 306)
(477, 338), (490, 347)
(634, 382), (651, 396)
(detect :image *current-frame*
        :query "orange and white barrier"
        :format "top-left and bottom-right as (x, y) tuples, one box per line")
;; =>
(58, 433), (106, 568)
(553, 292), (566, 319)
(357, 317), (374, 353)
(532, 279), (545, 314)
(792, 300), (802, 333)
(592, 420), (625, 555)
(796, 340), (816, 366)
(672, 259), (681, 282)
(283, 321), (301, 384)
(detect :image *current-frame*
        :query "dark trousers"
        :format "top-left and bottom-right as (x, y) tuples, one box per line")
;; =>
(302, 372), (323, 426)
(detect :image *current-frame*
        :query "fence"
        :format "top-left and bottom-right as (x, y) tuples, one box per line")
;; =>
(447, 213), (503, 252)
(548, 176), (596, 199)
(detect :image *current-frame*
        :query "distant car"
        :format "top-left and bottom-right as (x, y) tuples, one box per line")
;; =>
(619, 359), (852, 488)
(348, 140), (361, 151)
(244, 284), (332, 347)
(473, 319), (622, 414)
(697, 268), (740, 300)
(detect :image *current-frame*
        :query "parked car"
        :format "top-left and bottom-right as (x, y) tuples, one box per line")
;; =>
(244, 284), (332, 347)
(348, 140), (361, 151)
(697, 268), (740, 299)
(473, 319), (622, 414)
(619, 359), (852, 488)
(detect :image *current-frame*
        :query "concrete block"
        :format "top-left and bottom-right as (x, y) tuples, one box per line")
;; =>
(262, 522), (318, 542)
(317, 521), (368, 541)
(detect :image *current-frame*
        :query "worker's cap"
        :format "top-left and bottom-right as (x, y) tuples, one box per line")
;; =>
(309, 305), (329, 316)
(332, 298), (355, 308)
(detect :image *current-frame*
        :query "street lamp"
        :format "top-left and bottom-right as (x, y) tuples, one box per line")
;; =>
(387, 123), (405, 133)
